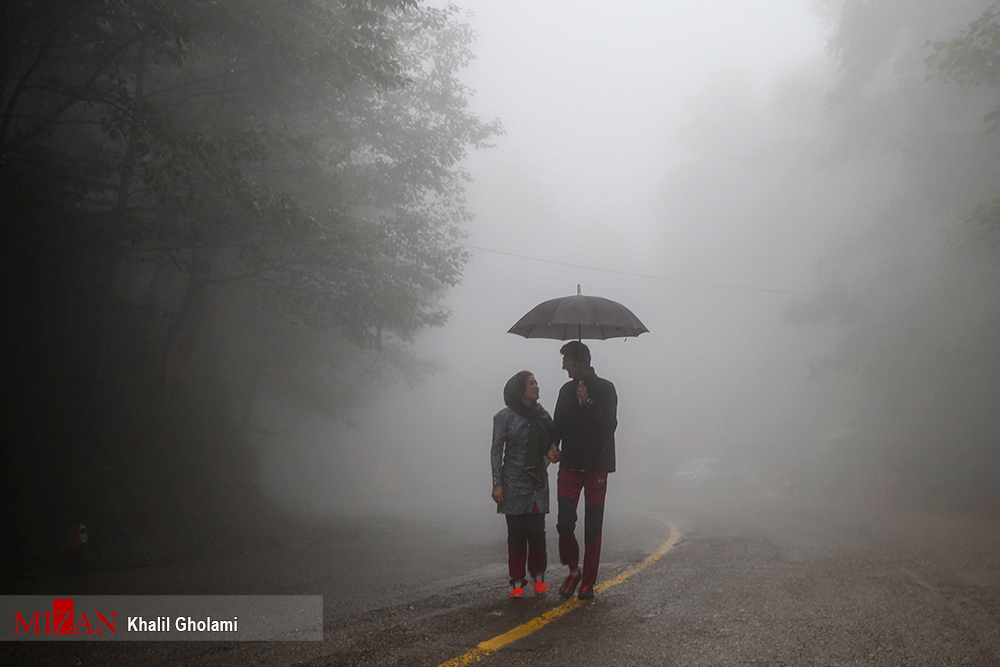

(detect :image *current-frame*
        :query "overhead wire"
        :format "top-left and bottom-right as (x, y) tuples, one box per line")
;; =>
(460, 243), (816, 297)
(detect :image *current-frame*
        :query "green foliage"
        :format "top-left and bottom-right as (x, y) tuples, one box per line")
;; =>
(786, 0), (1000, 509)
(963, 198), (1000, 247)
(3, 0), (498, 395)
(929, 2), (1000, 245)
(1, 0), (498, 577)
(929, 2), (1000, 92)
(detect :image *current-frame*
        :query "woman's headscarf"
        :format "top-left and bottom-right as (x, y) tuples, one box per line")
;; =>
(503, 371), (554, 490)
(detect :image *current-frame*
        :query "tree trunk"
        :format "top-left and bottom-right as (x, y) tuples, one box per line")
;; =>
(238, 332), (268, 437)
(95, 33), (149, 384)
(159, 246), (210, 410)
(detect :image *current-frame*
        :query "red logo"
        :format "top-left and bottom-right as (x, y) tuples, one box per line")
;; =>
(13, 599), (116, 635)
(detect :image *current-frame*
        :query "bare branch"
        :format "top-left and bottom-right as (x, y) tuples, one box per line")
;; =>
(1, 37), (137, 154)
(1, 12), (82, 146)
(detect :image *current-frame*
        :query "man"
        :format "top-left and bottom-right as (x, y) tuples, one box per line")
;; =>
(547, 340), (618, 600)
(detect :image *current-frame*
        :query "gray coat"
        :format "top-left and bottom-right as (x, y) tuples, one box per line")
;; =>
(491, 407), (550, 515)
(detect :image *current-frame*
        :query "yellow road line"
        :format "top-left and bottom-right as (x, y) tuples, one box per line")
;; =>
(438, 517), (680, 667)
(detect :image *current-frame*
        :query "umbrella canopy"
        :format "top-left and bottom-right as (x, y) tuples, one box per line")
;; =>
(508, 288), (649, 341)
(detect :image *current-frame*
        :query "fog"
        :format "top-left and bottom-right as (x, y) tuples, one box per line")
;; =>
(261, 0), (923, 521)
(8, 0), (1000, 590)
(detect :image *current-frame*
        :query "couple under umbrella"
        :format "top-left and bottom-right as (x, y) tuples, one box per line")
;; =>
(491, 288), (646, 600)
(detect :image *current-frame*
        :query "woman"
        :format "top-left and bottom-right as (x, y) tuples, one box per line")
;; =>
(491, 370), (554, 597)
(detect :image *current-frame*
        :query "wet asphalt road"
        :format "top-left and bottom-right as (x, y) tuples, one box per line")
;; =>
(5, 490), (1000, 666)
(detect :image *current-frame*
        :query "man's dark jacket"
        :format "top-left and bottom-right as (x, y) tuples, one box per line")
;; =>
(552, 369), (618, 472)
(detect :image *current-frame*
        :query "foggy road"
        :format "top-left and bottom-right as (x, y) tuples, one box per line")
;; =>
(8, 490), (1000, 666)
(11, 1), (1000, 665)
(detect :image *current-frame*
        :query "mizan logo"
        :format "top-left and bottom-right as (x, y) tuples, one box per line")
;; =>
(13, 599), (116, 635)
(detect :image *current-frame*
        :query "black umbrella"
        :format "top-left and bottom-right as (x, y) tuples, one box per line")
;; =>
(508, 285), (649, 341)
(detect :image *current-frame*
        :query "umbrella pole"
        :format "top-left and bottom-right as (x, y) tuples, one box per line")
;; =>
(577, 284), (582, 341)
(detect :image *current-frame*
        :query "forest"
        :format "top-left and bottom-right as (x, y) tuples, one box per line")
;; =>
(782, 0), (1000, 508)
(7, 0), (1000, 584)
(2, 0), (500, 580)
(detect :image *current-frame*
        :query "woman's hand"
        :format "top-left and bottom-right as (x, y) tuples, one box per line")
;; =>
(492, 485), (504, 504)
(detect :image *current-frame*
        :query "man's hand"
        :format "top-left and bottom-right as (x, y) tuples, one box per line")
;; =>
(492, 485), (503, 504)
(547, 444), (561, 463)
(576, 380), (589, 404)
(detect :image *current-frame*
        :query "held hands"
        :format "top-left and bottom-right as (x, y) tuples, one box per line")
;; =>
(547, 443), (561, 463)
(492, 485), (503, 504)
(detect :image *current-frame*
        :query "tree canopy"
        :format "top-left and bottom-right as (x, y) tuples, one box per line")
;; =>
(1, 0), (499, 577)
(785, 0), (1000, 508)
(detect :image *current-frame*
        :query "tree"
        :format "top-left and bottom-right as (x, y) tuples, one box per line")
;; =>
(929, 0), (1000, 246)
(1, 0), (500, 576)
(3, 0), (498, 406)
(784, 0), (1000, 507)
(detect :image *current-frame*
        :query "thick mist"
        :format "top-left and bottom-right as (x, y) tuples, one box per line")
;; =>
(260, 1), (859, 521)
(251, 0), (1000, 529)
(7, 0), (1000, 591)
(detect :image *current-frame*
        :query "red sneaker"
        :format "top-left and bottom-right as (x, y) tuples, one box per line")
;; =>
(533, 573), (547, 594)
(509, 580), (525, 598)
(578, 584), (595, 600)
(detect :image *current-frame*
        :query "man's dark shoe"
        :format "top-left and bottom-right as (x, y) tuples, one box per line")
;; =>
(577, 584), (595, 600)
(559, 572), (581, 598)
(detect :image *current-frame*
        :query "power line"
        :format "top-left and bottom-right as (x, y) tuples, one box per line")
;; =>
(461, 243), (816, 297)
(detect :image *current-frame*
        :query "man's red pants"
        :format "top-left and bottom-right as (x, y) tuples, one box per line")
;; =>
(556, 468), (608, 589)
